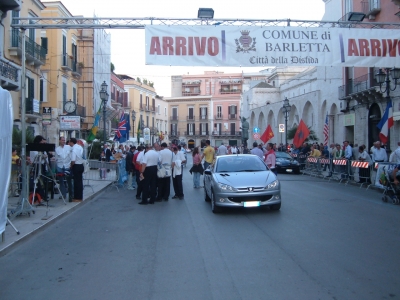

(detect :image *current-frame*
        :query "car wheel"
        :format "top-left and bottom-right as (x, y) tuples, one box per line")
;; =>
(211, 192), (221, 213)
(204, 186), (211, 202)
(270, 202), (281, 211)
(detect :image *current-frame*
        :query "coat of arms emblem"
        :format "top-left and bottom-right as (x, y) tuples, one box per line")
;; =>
(235, 30), (256, 53)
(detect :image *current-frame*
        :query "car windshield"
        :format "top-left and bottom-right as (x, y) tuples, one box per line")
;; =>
(275, 152), (293, 159)
(216, 156), (268, 172)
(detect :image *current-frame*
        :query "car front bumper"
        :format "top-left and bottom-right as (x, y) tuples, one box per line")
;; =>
(213, 190), (281, 208)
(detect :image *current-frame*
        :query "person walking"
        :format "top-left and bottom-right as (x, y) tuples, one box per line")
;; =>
(191, 147), (203, 188)
(133, 146), (144, 200)
(69, 138), (84, 202)
(157, 142), (173, 201)
(125, 146), (136, 190)
(217, 142), (228, 156)
(201, 139), (215, 170)
(139, 145), (159, 205)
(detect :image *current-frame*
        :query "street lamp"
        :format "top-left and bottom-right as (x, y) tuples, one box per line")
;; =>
(282, 97), (291, 152)
(374, 67), (400, 150)
(131, 110), (136, 139)
(99, 81), (109, 144)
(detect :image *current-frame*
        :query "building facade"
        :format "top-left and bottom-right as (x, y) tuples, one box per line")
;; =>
(168, 71), (243, 148)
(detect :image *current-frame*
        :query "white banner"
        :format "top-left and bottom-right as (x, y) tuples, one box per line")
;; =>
(145, 25), (400, 67)
(60, 115), (80, 130)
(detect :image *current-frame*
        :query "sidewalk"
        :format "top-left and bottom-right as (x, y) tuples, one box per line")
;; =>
(0, 178), (112, 255)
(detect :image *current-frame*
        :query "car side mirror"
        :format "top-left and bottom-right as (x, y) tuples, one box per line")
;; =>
(204, 170), (212, 175)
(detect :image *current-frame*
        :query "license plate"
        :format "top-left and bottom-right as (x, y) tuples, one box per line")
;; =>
(286, 169), (293, 172)
(243, 201), (260, 207)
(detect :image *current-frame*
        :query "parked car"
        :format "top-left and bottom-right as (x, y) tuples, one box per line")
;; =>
(203, 154), (281, 213)
(275, 151), (301, 174)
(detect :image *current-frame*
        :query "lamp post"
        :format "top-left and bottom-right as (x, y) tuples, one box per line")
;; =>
(99, 81), (109, 144)
(375, 68), (400, 150)
(282, 97), (291, 152)
(131, 110), (136, 139)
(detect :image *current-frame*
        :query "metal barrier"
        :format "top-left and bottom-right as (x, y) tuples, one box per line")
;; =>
(85, 160), (121, 191)
(303, 157), (322, 177)
(332, 159), (348, 183)
(348, 161), (372, 188)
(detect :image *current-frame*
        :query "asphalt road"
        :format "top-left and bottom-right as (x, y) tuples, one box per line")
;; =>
(1, 158), (400, 300)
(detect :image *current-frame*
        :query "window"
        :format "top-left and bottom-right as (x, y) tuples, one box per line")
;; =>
(188, 107), (194, 120)
(214, 123), (222, 134)
(146, 116), (149, 127)
(217, 106), (222, 119)
(200, 107), (207, 120)
(187, 123), (195, 135)
(229, 105), (237, 119)
(164, 107), (167, 116)
(171, 123), (177, 135)
(172, 107), (178, 120)
(158, 105), (160, 114)
(40, 78), (44, 102)
(230, 123), (236, 135)
(200, 123), (208, 135)
(62, 82), (67, 108)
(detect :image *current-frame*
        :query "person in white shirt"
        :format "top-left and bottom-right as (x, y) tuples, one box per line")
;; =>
(357, 145), (372, 183)
(392, 141), (400, 163)
(69, 138), (84, 202)
(55, 136), (72, 201)
(217, 142), (228, 156)
(231, 145), (239, 154)
(139, 144), (160, 205)
(157, 143), (174, 201)
(172, 146), (186, 199)
(372, 141), (388, 163)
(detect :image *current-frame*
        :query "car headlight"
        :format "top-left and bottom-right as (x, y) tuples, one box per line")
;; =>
(218, 183), (237, 191)
(266, 180), (279, 189)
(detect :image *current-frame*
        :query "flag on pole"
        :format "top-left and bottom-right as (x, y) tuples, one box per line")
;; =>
(377, 100), (393, 145)
(293, 119), (310, 148)
(323, 112), (329, 146)
(136, 117), (141, 142)
(114, 111), (127, 140)
(87, 103), (102, 142)
(260, 124), (274, 143)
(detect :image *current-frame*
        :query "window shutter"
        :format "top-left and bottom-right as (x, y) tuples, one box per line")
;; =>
(39, 79), (44, 102)
(41, 37), (48, 55)
(62, 82), (67, 107)
(206, 123), (208, 134)
(187, 123), (189, 134)
(73, 87), (77, 102)
(205, 107), (207, 117)
(234, 106), (237, 114)
(29, 78), (34, 100)
(193, 124), (195, 135)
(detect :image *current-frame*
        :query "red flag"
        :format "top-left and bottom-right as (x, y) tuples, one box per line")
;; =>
(260, 125), (274, 143)
(293, 119), (310, 148)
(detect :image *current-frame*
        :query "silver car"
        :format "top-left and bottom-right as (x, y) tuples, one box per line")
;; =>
(204, 154), (281, 213)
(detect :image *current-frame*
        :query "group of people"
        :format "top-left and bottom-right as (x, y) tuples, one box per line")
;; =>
(122, 142), (187, 205)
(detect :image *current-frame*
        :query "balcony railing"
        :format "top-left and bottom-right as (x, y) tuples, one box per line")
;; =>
(10, 29), (46, 67)
(170, 116), (178, 121)
(187, 116), (196, 121)
(199, 115), (208, 121)
(196, 131), (209, 136)
(0, 58), (19, 90)
(25, 98), (40, 115)
(71, 60), (82, 77)
(61, 54), (73, 71)
(140, 103), (144, 111)
(169, 131), (180, 137)
(184, 131), (196, 136)
(215, 114), (223, 120)
(228, 114), (237, 120)
(219, 89), (241, 94)
(338, 73), (379, 100)
(145, 105), (151, 112)
(211, 131), (241, 136)
(182, 90), (201, 96)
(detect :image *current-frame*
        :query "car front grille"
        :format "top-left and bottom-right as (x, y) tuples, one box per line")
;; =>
(227, 195), (273, 203)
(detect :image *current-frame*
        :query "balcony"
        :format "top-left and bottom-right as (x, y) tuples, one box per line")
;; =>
(228, 114), (238, 120)
(184, 131), (196, 136)
(151, 105), (155, 113)
(211, 131), (241, 137)
(196, 131), (209, 136)
(145, 105), (151, 112)
(71, 60), (82, 77)
(0, 57), (19, 91)
(219, 88), (242, 94)
(362, 0), (381, 19)
(215, 114), (223, 120)
(25, 98), (41, 116)
(187, 115), (196, 121)
(182, 80), (201, 86)
(169, 131), (180, 137)
(182, 90), (201, 96)
(0, 0), (21, 13)
(61, 54), (73, 71)
(170, 116), (178, 121)
(338, 73), (383, 103)
(199, 115), (208, 121)
(9, 29), (46, 67)
(140, 103), (144, 111)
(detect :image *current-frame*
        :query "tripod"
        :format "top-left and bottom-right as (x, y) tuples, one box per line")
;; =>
(30, 153), (67, 206)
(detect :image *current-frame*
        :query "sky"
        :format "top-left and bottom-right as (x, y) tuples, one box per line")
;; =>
(42, 0), (326, 97)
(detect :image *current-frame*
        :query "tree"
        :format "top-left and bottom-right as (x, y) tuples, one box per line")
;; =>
(287, 125), (318, 143)
(136, 77), (141, 83)
(110, 62), (115, 72)
(12, 128), (34, 153)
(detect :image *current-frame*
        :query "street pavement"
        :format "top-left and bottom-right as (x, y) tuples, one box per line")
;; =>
(1, 155), (400, 299)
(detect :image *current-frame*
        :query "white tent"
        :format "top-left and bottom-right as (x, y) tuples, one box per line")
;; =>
(0, 87), (13, 236)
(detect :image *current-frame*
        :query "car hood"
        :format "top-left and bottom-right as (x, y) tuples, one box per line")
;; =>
(215, 171), (275, 188)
